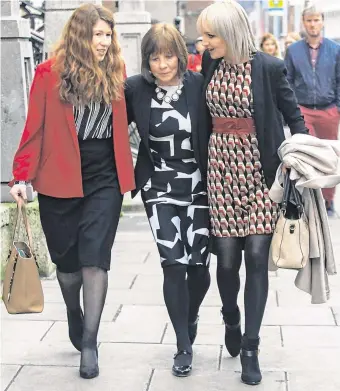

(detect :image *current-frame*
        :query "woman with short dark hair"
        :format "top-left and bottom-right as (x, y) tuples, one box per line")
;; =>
(125, 23), (211, 377)
(9, 4), (135, 379)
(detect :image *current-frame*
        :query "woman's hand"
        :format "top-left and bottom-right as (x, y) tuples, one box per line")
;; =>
(10, 184), (27, 203)
(281, 163), (289, 175)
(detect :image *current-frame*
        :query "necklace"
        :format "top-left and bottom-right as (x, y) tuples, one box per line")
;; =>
(155, 82), (183, 104)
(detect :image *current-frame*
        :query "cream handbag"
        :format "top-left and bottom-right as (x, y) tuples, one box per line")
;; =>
(2, 198), (44, 314)
(270, 174), (309, 270)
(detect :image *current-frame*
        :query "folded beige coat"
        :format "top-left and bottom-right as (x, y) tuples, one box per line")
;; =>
(269, 134), (339, 304)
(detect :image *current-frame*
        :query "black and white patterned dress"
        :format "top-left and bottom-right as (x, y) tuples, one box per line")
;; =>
(142, 85), (210, 267)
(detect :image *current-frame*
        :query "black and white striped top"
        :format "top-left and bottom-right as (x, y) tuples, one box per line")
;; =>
(73, 101), (112, 140)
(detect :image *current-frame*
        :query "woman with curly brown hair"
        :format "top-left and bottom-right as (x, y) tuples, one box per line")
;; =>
(9, 4), (135, 379)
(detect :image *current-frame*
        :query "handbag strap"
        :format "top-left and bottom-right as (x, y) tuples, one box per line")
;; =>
(281, 172), (292, 213)
(281, 171), (304, 217)
(290, 180), (304, 216)
(12, 198), (34, 249)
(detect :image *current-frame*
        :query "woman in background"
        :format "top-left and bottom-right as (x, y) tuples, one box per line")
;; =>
(260, 32), (282, 58)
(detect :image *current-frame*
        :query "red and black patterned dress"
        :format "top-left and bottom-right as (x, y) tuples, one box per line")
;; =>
(206, 59), (278, 238)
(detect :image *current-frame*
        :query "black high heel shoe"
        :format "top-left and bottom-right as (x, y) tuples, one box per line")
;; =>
(172, 350), (192, 377)
(80, 347), (99, 379)
(67, 308), (84, 352)
(188, 315), (199, 345)
(240, 335), (261, 385)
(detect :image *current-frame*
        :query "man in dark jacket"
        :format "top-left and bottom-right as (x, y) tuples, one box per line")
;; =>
(285, 5), (340, 216)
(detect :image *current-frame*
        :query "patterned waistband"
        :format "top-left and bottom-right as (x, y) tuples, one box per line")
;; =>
(212, 117), (255, 134)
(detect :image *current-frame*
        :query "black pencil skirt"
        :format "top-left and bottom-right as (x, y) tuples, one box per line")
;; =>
(38, 138), (123, 273)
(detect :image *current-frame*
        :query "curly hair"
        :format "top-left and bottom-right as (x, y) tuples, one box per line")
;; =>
(52, 4), (124, 106)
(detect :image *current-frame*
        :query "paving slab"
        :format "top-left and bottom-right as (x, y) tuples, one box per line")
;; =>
(1, 341), (80, 366)
(99, 343), (220, 371)
(262, 306), (335, 326)
(287, 371), (340, 391)
(221, 346), (340, 372)
(1, 303), (120, 322)
(281, 325), (340, 347)
(43, 320), (166, 344)
(1, 365), (21, 391)
(276, 287), (340, 307)
(1, 320), (54, 343)
(148, 369), (286, 391)
(332, 306), (340, 325)
(163, 324), (281, 348)
(5, 365), (152, 391)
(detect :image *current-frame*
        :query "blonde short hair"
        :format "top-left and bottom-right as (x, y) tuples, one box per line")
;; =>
(141, 23), (188, 83)
(302, 4), (324, 20)
(197, 0), (257, 64)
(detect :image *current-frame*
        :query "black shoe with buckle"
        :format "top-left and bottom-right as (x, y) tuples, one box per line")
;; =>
(221, 307), (242, 357)
(172, 350), (192, 377)
(240, 335), (261, 385)
(188, 315), (199, 345)
(67, 308), (84, 352)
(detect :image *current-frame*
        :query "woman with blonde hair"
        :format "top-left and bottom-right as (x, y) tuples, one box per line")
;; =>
(9, 4), (135, 379)
(260, 32), (282, 58)
(197, 0), (308, 385)
(125, 23), (211, 377)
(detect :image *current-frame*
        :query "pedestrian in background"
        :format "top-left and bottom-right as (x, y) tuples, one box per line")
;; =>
(197, 0), (308, 385)
(125, 23), (211, 378)
(9, 4), (135, 379)
(285, 4), (340, 216)
(284, 31), (301, 52)
(187, 36), (205, 72)
(260, 33), (282, 58)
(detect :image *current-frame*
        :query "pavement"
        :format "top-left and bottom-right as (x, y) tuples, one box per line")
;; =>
(1, 190), (340, 391)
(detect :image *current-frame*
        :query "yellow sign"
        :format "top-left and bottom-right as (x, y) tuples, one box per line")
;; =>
(268, 0), (284, 9)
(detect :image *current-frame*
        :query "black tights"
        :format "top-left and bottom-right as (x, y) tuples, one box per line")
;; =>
(57, 266), (108, 352)
(215, 235), (272, 339)
(163, 264), (210, 352)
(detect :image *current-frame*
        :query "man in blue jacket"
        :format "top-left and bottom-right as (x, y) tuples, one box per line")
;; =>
(285, 5), (340, 216)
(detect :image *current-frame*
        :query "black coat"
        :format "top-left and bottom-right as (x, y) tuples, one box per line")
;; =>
(125, 70), (211, 198)
(201, 50), (309, 188)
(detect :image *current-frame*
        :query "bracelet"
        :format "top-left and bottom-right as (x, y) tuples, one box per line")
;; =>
(14, 180), (27, 185)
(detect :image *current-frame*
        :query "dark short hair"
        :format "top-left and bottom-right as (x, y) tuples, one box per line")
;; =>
(141, 23), (188, 83)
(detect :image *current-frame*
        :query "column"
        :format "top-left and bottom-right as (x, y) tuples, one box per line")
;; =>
(114, 0), (152, 76)
(0, 1), (34, 201)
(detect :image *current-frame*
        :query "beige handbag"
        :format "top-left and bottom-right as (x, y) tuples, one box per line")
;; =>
(270, 174), (309, 270)
(2, 198), (44, 314)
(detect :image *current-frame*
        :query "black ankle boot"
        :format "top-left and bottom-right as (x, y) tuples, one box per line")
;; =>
(240, 335), (261, 385)
(221, 307), (241, 357)
(188, 315), (199, 345)
(67, 308), (84, 352)
(80, 345), (99, 379)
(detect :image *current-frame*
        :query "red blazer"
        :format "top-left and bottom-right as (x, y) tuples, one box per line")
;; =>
(10, 59), (135, 197)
